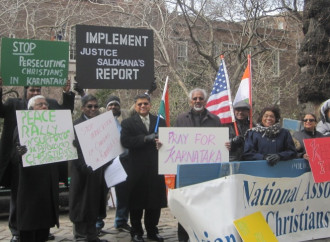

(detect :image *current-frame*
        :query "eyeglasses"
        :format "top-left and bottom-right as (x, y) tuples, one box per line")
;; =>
(303, 119), (315, 122)
(86, 105), (99, 109)
(137, 102), (149, 106)
(35, 102), (49, 107)
(192, 97), (204, 101)
(29, 88), (41, 93)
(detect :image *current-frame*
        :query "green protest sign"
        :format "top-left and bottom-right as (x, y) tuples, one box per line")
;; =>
(0, 38), (69, 86)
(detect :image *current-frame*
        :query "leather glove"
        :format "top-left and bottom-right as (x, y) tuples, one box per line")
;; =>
(16, 145), (27, 156)
(72, 139), (79, 148)
(144, 133), (156, 143)
(74, 83), (85, 97)
(265, 154), (280, 166)
(231, 135), (244, 145)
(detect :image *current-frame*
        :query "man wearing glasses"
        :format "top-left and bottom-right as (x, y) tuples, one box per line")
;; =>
(69, 95), (108, 242)
(175, 88), (222, 127)
(0, 79), (75, 242)
(174, 88), (222, 242)
(121, 94), (167, 242)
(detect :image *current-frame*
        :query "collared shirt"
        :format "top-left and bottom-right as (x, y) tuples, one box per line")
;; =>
(140, 114), (150, 131)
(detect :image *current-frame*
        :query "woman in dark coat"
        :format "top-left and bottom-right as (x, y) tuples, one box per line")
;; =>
(13, 95), (59, 242)
(242, 106), (297, 165)
(293, 113), (323, 159)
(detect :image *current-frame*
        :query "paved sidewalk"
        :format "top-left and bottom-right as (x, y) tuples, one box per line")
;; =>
(1, 207), (330, 242)
(0, 207), (179, 242)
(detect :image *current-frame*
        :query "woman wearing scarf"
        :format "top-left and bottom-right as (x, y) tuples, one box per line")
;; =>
(242, 106), (297, 166)
(293, 113), (323, 160)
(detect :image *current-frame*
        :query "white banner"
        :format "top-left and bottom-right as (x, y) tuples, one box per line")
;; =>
(158, 127), (229, 174)
(74, 111), (124, 170)
(16, 110), (77, 167)
(168, 172), (330, 242)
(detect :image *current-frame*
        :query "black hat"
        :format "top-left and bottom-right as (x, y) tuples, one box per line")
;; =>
(233, 100), (251, 110)
(106, 96), (120, 108)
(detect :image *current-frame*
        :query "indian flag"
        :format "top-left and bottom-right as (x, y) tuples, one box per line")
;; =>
(233, 54), (252, 106)
(158, 76), (170, 126)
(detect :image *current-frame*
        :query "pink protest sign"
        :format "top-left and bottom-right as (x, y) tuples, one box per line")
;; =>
(304, 137), (330, 183)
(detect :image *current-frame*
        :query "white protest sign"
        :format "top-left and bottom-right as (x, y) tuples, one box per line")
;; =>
(158, 127), (229, 174)
(168, 172), (330, 242)
(16, 110), (77, 167)
(74, 111), (124, 170)
(104, 156), (127, 188)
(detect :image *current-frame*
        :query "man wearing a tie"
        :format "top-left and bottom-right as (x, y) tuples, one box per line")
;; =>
(120, 94), (166, 242)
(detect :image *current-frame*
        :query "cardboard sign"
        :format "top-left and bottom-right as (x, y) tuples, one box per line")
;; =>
(74, 111), (124, 170)
(234, 211), (278, 242)
(304, 137), (330, 183)
(16, 110), (77, 167)
(1, 38), (68, 86)
(158, 127), (229, 174)
(75, 25), (154, 89)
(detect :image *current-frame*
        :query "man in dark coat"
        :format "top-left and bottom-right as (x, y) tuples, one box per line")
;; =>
(0, 79), (75, 242)
(12, 95), (59, 242)
(69, 95), (108, 242)
(121, 94), (167, 242)
(228, 100), (253, 161)
(174, 88), (224, 242)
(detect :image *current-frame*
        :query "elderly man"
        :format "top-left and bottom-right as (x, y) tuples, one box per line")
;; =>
(69, 95), (108, 242)
(228, 100), (253, 161)
(0, 79), (75, 242)
(12, 95), (60, 242)
(175, 88), (223, 242)
(121, 94), (167, 242)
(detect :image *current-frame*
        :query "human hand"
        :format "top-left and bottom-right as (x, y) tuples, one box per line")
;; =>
(72, 139), (79, 148)
(156, 139), (163, 150)
(144, 133), (156, 143)
(74, 82), (85, 97)
(225, 141), (231, 151)
(16, 145), (27, 156)
(231, 135), (244, 145)
(303, 153), (309, 161)
(265, 154), (280, 166)
(63, 79), (71, 93)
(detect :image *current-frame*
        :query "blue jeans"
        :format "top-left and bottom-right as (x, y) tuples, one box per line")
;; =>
(114, 181), (130, 227)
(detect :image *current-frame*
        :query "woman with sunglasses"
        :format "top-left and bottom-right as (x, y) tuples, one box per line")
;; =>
(242, 106), (296, 166)
(293, 113), (323, 160)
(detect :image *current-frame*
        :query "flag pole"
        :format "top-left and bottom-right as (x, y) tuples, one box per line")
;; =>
(154, 76), (169, 133)
(248, 54), (253, 128)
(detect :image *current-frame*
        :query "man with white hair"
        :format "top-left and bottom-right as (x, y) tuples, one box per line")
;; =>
(0, 78), (75, 242)
(174, 88), (223, 242)
(13, 95), (60, 242)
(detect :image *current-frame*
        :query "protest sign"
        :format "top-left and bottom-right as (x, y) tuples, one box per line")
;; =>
(1, 38), (68, 86)
(74, 111), (124, 170)
(304, 137), (330, 183)
(75, 25), (154, 89)
(16, 110), (77, 167)
(234, 211), (278, 242)
(158, 127), (229, 174)
(168, 171), (330, 242)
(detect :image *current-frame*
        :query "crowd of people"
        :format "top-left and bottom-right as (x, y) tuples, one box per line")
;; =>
(0, 81), (329, 242)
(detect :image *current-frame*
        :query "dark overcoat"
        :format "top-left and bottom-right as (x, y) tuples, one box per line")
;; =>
(0, 90), (75, 186)
(69, 114), (106, 223)
(120, 113), (167, 209)
(12, 128), (59, 231)
(293, 129), (324, 158)
(243, 128), (297, 161)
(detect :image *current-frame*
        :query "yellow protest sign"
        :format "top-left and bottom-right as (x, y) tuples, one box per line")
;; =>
(234, 211), (278, 242)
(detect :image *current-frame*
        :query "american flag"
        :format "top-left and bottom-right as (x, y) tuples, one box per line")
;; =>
(206, 57), (235, 124)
